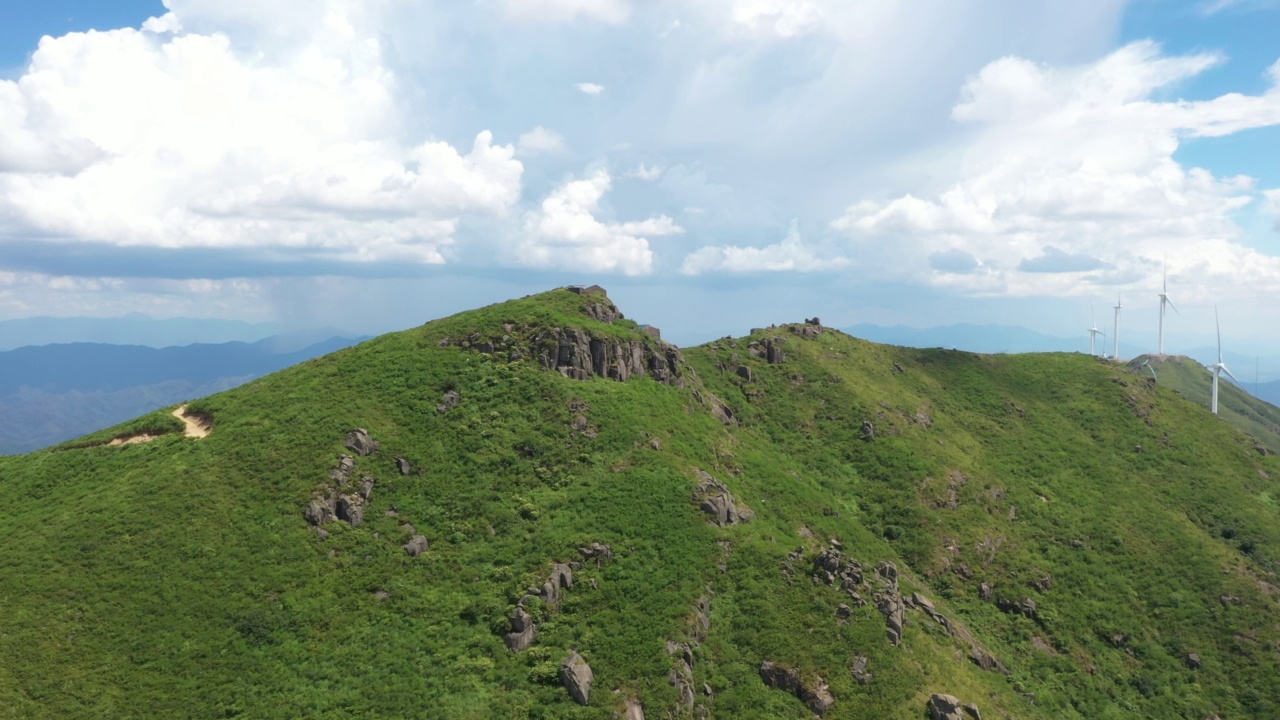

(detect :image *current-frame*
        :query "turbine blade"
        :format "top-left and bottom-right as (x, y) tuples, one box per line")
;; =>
(1166, 298), (1180, 316)
(1224, 366), (1241, 385)
(1216, 307), (1222, 364)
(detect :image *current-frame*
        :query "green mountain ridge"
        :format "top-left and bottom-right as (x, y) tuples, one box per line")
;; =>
(1, 287), (1278, 719)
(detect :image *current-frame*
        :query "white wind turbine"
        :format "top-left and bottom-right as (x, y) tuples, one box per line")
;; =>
(1088, 302), (1105, 356)
(1157, 262), (1179, 355)
(1112, 294), (1122, 361)
(1210, 307), (1239, 415)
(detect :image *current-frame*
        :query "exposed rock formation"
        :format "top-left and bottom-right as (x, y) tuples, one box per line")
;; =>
(693, 470), (753, 527)
(395, 457), (411, 475)
(577, 542), (613, 568)
(748, 337), (787, 364)
(851, 655), (872, 685)
(343, 428), (379, 456)
(436, 390), (461, 415)
(530, 327), (686, 386)
(336, 495), (364, 527)
(759, 661), (835, 715)
(560, 653), (594, 705)
(622, 697), (645, 720)
(402, 535), (429, 557)
(928, 694), (982, 720)
(503, 606), (535, 652)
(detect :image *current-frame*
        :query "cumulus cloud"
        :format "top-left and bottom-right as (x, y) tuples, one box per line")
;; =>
(680, 219), (849, 274)
(503, 0), (631, 24)
(627, 163), (663, 180)
(832, 42), (1280, 297)
(517, 126), (567, 155)
(519, 169), (683, 275)
(729, 0), (827, 39)
(929, 249), (984, 275)
(574, 82), (606, 95)
(0, 0), (523, 269)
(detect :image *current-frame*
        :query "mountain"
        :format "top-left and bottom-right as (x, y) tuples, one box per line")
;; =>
(0, 314), (280, 351)
(840, 322), (1158, 359)
(1130, 353), (1280, 453)
(1, 287), (1278, 719)
(0, 336), (364, 454)
(1257, 379), (1280, 409)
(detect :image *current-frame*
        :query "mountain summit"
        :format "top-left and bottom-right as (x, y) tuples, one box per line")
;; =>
(1, 287), (1278, 719)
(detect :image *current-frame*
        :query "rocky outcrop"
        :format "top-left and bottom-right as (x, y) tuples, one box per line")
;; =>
(528, 327), (686, 386)
(851, 655), (872, 685)
(622, 697), (645, 719)
(693, 470), (753, 527)
(343, 428), (379, 456)
(503, 606), (536, 652)
(395, 457), (411, 475)
(402, 535), (429, 557)
(336, 495), (364, 527)
(759, 661), (835, 715)
(436, 390), (461, 415)
(560, 653), (593, 705)
(876, 590), (906, 646)
(928, 694), (981, 720)
(578, 542), (613, 568)
(747, 337), (786, 364)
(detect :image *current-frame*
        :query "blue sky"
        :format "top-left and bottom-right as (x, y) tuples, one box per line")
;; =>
(0, 0), (1278, 355)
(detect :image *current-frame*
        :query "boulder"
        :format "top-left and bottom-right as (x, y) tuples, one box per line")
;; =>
(736, 365), (753, 382)
(693, 471), (752, 526)
(402, 535), (429, 557)
(560, 653), (594, 705)
(759, 661), (834, 715)
(395, 457), (411, 475)
(1186, 652), (1202, 669)
(304, 497), (334, 526)
(550, 563), (574, 590)
(330, 454), (355, 485)
(928, 693), (964, 720)
(343, 428), (379, 456)
(876, 591), (905, 646)
(436, 390), (461, 414)
(623, 697), (645, 720)
(851, 655), (872, 685)
(578, 542), (613, 567)
(358, 476), (375, 502)
(336, 495), (364, 527)
(503, 606), (536, 652)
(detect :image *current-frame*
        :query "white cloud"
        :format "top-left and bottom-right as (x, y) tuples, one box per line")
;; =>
(730, 0), (826, 39)
(681, 219), (849, 274)
(831, 42), (1280, 298)
(0, 0), (523, 266)
(503, 0), (631, 24)
(517, 126), (567, 156)
(627, 163), (663, 180)
(519, 169), (683, 275)
(574, 82), (606, 95)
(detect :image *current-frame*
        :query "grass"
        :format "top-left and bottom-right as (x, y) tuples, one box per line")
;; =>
(0, 288), (1278, 719)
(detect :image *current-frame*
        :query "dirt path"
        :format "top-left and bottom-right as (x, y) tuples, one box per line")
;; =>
(173, 405), (211, 438)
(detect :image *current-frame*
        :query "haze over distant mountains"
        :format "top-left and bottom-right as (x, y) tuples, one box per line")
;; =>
(0, 314), (278, 351)
(0, 335), (363, 454)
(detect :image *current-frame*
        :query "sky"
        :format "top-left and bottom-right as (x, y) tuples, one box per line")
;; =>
(1, 0), (1279, 352)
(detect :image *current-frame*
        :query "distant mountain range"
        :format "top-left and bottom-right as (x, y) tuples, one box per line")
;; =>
(0, 335), (364, 454)
(0, 314), (281, 350)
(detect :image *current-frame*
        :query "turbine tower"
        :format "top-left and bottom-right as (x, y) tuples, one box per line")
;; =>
(1088, 301), (1105, 356)
(1157, 262), (1179, 355)
(1210, 307), (1239, 415)
(1112, 294), (1122, 361)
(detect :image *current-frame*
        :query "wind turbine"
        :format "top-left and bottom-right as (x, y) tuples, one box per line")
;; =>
(1112, 294), (1122, 361)
(1157, 262), (1179, 355)
(1210, 307), (1239, 415)
(1088, 302), (1105, 356)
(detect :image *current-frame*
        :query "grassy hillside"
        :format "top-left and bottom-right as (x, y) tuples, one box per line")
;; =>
(1, 288), (1278, 719)
(1131, 353), (1280, 453)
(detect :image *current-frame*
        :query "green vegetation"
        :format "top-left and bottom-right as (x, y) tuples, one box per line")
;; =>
(1133, 353), (1280, 452)
(1, 288), (1278, 719)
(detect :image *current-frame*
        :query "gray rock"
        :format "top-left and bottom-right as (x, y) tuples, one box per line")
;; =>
(330, 455), (355, 485)
(578, 542), (614, 567)
(928, 693), (964, 720)
(395, 456), (411, 475)
(358, 476), (375, 502)
(1186, 652), (1202, 669)
(503, 606), (536, 652)
(964, 703), (983, 720)
(304, 497), (334, 526)
(736, 365), (753, 382)
(344, 428), (379, 456)
(314, 527), (330, 540)
(336, 495), (363, 527)
(693, 471), (752, 527)
(550, 563), (574, 590)
(759, 661), (834, 715)
(560, 652), (594, 705)
(436, 390), (461, 414)
(851, 655), (872, 685)
(623, 697), (645, 720)
(402, 535), (429, 557)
